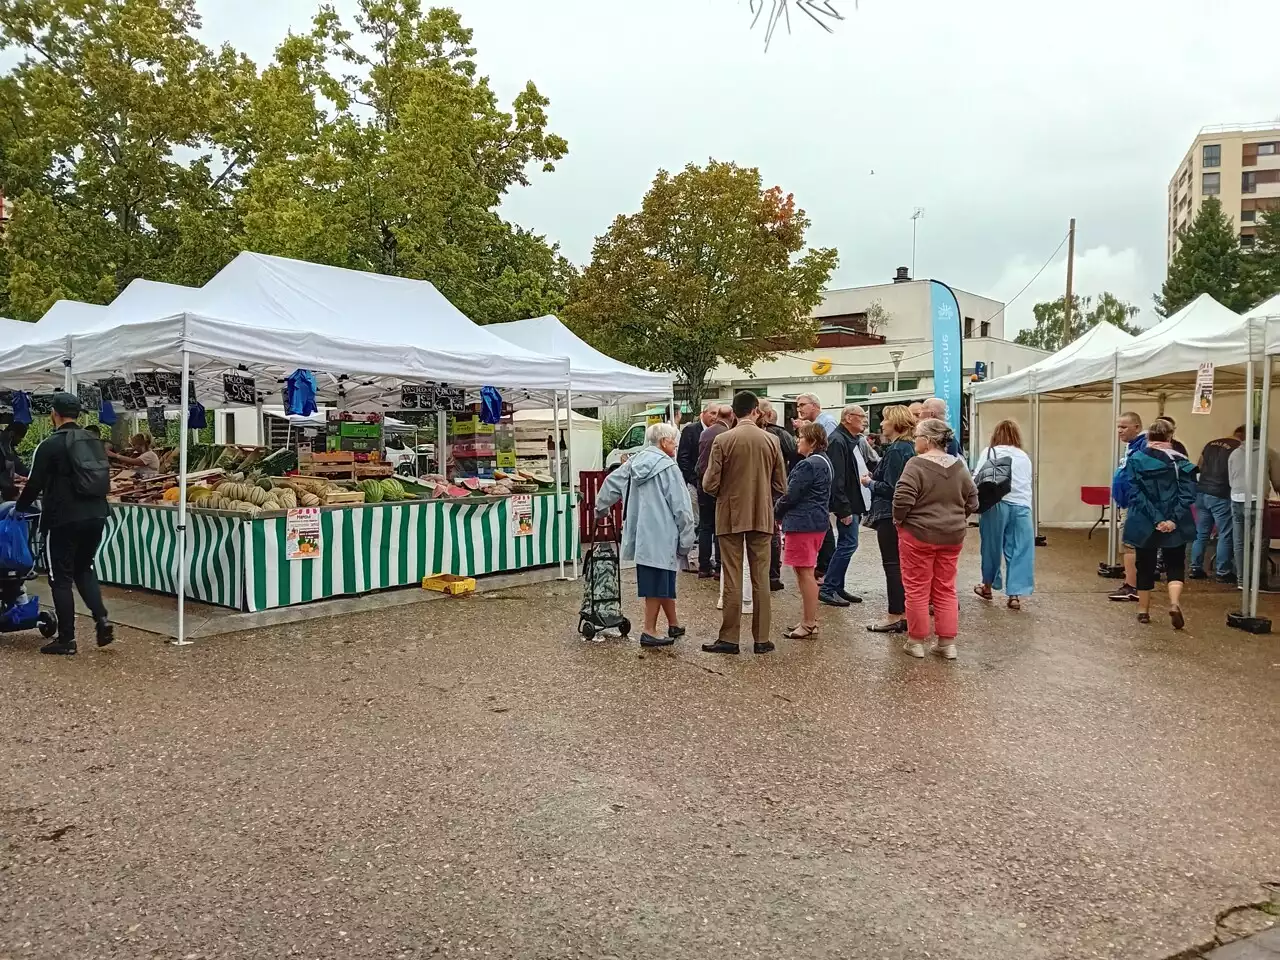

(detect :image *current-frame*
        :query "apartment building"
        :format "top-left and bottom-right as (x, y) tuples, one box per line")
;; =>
(1168, 122), (1280, 262)
(706, 268), (1048, 413)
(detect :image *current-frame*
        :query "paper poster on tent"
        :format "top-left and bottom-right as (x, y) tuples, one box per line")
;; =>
(1193, 362), (1214, 415)
(511, 494), (534, 537)
(286, 508), (322, 560)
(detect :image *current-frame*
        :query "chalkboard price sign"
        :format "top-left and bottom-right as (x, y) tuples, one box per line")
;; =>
(136, 372), (161, 397)
(223, 373), (256, 405)
(97, 377), (126, 402)
(146, 405), (167, 438)
(77, 382), (102, 408)
(400, 384), (432, 409)
(122, 381), (148, 412)
(155, 372), (182, 404)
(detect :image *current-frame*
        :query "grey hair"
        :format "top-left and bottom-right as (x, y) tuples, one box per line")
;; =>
(796, 392), (821, 406)
(646, 422), (679, 446)
(915, 417), (954, 450)
(923, 396), (946, 416)
(702, 399), (719, 412)
(842, 403), (865, 420)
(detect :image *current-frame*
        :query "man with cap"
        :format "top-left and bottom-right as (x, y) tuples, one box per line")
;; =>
(16, 392), (113, 655)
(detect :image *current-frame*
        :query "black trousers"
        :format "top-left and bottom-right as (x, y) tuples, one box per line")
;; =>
(46, 518), (109, 642)
(696, 488), (719, 573)
(876, 519), (905, 616)
(769, 527), (782, 582)
(1136, 543), (1185, 591)
(816, 523), (835, 576)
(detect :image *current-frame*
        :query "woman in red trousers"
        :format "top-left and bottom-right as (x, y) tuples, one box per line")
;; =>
(891, 418), (979, 660)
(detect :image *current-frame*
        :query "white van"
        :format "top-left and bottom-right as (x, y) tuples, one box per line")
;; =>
(605, 418), (648, 468)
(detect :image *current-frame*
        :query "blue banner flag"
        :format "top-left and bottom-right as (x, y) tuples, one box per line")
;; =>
(929, 281), (963, 438)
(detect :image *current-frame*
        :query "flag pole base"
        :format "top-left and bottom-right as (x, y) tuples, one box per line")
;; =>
(167, 637), (194, 647)
(1226, 612), (1271, 634)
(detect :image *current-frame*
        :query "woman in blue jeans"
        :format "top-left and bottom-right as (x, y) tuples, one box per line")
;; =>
(972, 420), (1035, 610)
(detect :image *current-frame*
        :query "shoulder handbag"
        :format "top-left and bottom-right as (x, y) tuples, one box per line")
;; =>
(973, 449), (1012, 514)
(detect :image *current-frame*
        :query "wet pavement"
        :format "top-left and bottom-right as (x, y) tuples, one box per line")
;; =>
(1, 529), (1277, 960)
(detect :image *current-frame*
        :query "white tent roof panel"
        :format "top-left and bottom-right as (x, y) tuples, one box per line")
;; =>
(971, 321), (1135, 402)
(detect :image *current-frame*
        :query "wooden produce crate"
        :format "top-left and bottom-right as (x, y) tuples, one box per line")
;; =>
(300, 450), (355, 479)
(354, 462), (393, 478)
(324, 490), (366, 505)
(422, 573), (476, 596)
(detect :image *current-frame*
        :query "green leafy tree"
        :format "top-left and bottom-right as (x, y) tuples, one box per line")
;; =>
(1241, 207), (1280, 308)
(1015, 292), (1142, 351)
(565, 160), (838, 407)
(235, 2), (571, 324)
(0, 0), (255, 318)
(1156, 196), (1249, 316)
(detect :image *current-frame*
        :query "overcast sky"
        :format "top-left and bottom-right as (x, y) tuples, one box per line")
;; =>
(198, 0), (1280, 336)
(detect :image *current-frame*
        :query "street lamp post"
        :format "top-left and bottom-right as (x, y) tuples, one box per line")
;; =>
(889, 350), (904, 393)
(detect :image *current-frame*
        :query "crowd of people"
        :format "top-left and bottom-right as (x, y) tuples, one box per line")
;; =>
(600, 390), (1043, 659)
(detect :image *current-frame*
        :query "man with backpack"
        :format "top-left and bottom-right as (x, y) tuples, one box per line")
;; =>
(16, 393), (113, 655)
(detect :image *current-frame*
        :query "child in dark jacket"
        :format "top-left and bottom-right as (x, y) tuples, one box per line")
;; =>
(774, 422), (833, 639)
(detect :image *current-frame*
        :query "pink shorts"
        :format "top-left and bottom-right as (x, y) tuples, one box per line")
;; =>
(783, 530), (825, 569)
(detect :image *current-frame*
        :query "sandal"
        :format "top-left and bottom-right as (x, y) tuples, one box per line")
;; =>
(973, 584), (993, 601)
(782, 624), (820, 640)
(1007, 597), (1021, 611)
(866, 618), (908, 633)
(1137, 612), (1151, 624)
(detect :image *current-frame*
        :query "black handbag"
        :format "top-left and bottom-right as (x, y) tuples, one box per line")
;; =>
(973, 453), (1013, 514)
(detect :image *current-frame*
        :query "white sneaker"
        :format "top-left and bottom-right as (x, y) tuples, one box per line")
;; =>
(903, 640), (926, 658)
(742, 601), (753, 614)
(716, 597), (723, 610)
(932, 642), (957, 660)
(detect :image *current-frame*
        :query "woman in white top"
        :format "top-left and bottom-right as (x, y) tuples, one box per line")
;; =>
(110, 432), (162, 479)
(972, 419), (1035, 609)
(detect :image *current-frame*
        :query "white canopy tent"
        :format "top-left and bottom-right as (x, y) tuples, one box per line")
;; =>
(0, 254), (578, 643)
(971, 321), (1136, 404)
(0, 300), (109, 390)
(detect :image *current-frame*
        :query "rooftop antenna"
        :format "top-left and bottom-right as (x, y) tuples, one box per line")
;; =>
(910, 207), (925, 279)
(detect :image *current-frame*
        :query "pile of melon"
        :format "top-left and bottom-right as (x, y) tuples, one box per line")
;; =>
(360, 478), (407, 503)
(188, 476), (348, 516)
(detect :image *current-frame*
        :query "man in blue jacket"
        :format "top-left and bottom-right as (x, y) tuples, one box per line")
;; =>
(1109, 411), (1148, 601)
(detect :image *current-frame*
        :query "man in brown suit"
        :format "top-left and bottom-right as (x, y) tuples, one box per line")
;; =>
(700, 391), (787, 654)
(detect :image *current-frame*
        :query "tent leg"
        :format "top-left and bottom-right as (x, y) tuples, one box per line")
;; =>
(553, 390), (566, 580)
(1250, 358), (1272, 619)
(171, 348), (193, 646)
(1033, 394), (1046, 546)
(1103, 379), (1122, 576)
(567, 388), (578, 580)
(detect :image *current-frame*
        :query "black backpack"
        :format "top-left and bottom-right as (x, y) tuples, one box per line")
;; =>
(63, 427), (111, 498)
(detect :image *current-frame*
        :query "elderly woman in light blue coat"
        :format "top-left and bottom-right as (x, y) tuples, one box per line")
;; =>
(595, 422), (696, 648)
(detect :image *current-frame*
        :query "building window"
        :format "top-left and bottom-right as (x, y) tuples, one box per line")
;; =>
(1203, 144), (1221, 167)
(963, 316), (974, 338)
(1202, 172), (1221, 196)
(979, 320), (991, 338)
(1242, 208), (1257, 222)
(1260, 143), (1277, 156)
(1243, 172), (1258, 194)
(1240, 234), (1256, 249)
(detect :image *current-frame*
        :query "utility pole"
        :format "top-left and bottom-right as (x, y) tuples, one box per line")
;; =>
(1062, 218), (1076, 349)
(910, 208), (925, 279)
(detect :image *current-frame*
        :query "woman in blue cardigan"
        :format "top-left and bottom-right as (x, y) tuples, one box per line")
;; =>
(774, 422), (834, 640)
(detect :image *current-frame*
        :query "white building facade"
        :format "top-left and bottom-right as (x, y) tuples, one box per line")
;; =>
(707, 271), (1048, 414)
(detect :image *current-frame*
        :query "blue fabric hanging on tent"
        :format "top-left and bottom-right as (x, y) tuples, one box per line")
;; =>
(10, 392), (31, 426)
(98, 398), (117, 426)
(479, 386), (502, 425)
(284, 369), (318, 417)
(187, 400), (207, 430)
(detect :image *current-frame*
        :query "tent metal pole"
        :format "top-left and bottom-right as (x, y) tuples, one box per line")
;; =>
(1242, 359), (1255, 616)
(567, 388), (578, 580)
(1107, 378), (1120, 568)
(552, 390), (566, 580)
(1033, 393), (1042, 541)
(171, 346), (193, 646)
(1250, 357), (1271, 617)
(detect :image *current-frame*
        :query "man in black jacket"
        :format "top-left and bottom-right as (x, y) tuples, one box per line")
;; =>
(0, 419), (29, 501)
(820, 404), (872, 607)
(16, 393), (113, 655)
(759, 400), (798, 590)
(1191, 426), (1243, 581)
(677, 402), (715, 486)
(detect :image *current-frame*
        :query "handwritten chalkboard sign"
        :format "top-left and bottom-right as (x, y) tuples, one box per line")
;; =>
(146, 405), (167, 438)
(97, 377), (126, 403)
(222, 373), (256, 405)
(400, 384), (432, 409)
(135, 372), (160, 397)
(77, 382), (102, 408)
(30, 393), (55, 416)
(155, 372), (182, 405)
(121, 380), (147, 412)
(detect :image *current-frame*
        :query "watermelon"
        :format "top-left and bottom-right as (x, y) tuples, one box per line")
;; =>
(431, 482), (450, 499)
(445, 485), (470, 498)
(361, 479), (384, 503)
(460, 477), (481, 491)
(379, 478), (405, 501)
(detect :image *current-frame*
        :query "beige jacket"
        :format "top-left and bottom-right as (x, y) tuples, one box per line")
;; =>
(702, 421), (788, 535)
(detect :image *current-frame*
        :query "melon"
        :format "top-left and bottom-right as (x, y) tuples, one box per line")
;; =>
(445, 485), (470, 498)
(361, 479), (384, 503)
(460, 477), (481, 491)
(380, 478), (405, 501)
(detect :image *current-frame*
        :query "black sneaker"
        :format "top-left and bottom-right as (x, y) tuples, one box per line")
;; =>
(754, 641), (776, 654)
(1108, 584), (1139, 602)
(1216, 573), (1238, 585)
(1189, 569), (1207, 580)
(40, 639), (77, 656)
(819, 591), (850, 608)
(837, 589), (863, 604)
(666, 625), (686, 639)
(640, 633), (674, 648)
(95, 619), (115, 648)
(769, 579), (785, 592)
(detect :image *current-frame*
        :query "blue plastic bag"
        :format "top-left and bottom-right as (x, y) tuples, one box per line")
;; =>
(0, 514), (33, 572)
